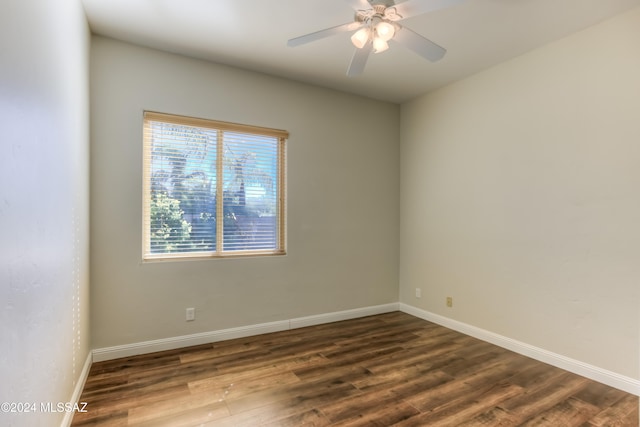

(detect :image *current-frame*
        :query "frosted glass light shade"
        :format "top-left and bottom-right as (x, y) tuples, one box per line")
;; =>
(351, 27), (370, 49)
(375, 21), (395, 42)
(373, 37), (389, 53)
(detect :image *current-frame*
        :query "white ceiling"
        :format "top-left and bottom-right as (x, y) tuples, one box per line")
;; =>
(81, 0), (639, 103)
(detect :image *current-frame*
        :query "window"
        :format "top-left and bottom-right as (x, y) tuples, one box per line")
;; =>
(143, 111), (287, 260)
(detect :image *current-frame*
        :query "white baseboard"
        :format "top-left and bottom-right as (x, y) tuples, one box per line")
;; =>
(92, 303), (399, 362)
(399, 303), (640, 396)
(92, 319), (290, 362)
(60, 351), (93, 427)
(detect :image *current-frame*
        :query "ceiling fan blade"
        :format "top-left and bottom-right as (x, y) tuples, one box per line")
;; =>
(346, 43), (373, 76)
(389, 0), (465, 20)
(392, 25), (446, 62)
(287, 22), (363, 47)
(343, 0), (373, 11)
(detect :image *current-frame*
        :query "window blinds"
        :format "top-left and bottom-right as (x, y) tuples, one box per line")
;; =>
(142, 111), (287, 259)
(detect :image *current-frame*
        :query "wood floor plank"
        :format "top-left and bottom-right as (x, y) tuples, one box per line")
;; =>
(331, 400), (420, 427)
(504, 360), (566, 390)
(361, 340), (463, 375)
(404, 358), (527, 414)
(377, 369), (454, 405)
(260, 408), (333, 427)
(71, 312), (639, 427)
(318, 387), (399, 423)
(351, 363), (452, 393)
(499, 371), (591, 420)
(69, 409), (128, 427)
(574, 380), (633, 409)
(587, 394), (640, 427)
(127, 395), (229, 426)
(207, 396), (334, 427)
(124, 357), (222, 389)
(432, 382), (524, 425)
(224, 373), (366, 416)
(456, 406), (520, 426)
(518, 397), (600, 426)
(188, 369), (301, 401)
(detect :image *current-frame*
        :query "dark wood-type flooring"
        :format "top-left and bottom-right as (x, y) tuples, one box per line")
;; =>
(72, 312), (639, 426)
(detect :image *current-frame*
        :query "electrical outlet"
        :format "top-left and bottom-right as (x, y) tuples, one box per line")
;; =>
(186, 307), (195, 321)
(415, 288), (421, 298)
(446, 297), (453, 308)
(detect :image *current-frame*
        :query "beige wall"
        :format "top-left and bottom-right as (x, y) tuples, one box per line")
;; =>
(0, 0), (91, 426)
(89, 37), (400, 348)
(400, 8), (640, 379)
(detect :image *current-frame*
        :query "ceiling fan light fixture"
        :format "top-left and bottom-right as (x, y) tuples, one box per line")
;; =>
(351, 27), (370, 49)
(375, 21), (395, 42)
(372, 37), (389, 53)
(287, 0), (465, 75)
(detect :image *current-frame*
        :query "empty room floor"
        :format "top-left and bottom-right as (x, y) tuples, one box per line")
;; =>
(71, 312), (639, 426)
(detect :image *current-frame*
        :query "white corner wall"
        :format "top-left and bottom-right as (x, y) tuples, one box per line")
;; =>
(0, 1), (91, 426)
(89, 37), (400, 349)
(400, 7), (640, 380)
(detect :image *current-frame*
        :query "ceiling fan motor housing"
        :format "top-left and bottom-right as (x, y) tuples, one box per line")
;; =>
(355, 3), (401, 23)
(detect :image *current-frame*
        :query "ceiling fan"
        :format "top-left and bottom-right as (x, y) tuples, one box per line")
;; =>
(287, 0), (465, 76)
